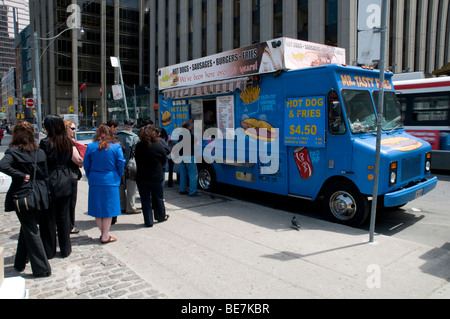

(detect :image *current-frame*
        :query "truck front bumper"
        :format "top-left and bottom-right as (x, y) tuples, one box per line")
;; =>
(384, 176), (438, 207)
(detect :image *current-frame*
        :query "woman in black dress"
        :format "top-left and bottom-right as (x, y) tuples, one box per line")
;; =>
(0, 120), (51, 277)
(39, 115), (73, 259)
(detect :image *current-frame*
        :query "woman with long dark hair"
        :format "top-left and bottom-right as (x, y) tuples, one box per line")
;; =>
(84, 124), (125, 243)
(0, 120), (51, 277)
(39, 115), (74, 258)
(135, 125), (168, 227)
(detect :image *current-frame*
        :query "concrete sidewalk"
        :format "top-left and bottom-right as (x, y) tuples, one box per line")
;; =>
(1, 174), (449, 299)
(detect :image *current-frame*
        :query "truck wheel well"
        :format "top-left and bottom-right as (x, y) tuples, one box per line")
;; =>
(318, 176), (359, 198)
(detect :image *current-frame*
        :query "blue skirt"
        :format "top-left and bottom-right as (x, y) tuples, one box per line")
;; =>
(88, 185), (121, 218)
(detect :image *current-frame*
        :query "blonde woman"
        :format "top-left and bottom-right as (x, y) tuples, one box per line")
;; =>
(64, 119), (84, 234)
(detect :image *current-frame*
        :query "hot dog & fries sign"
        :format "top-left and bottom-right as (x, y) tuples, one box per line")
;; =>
(284, 96), (326, 148)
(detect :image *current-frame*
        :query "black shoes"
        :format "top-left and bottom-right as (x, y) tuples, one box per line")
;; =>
(157, 215), (170, 223)
(34, 271), (51, 278)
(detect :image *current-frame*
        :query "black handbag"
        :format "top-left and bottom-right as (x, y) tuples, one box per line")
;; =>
(125, 146), (137, 181)
(13, 151), (39, 213)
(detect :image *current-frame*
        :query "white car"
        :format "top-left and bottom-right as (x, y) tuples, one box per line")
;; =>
(0, 172), (12, 193)
(75, 131), (96, 145)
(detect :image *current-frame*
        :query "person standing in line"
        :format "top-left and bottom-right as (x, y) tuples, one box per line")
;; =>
(0, 120), (51, 277)
(0, 126), (4, 145)
(106, 119), (119, 136)
(106, 119), (120, 225)
(63, 119), (84, 235)
(84, 124), (125, 243)
(39, 115), (73, 259)
(135, 125), (168, 227)
(156, 127), (171, 187)
(178, 120), (200, 197)
(116, 118), (141, 214)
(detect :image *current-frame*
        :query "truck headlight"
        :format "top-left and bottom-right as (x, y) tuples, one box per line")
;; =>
(389, 161), (397, 187)
(425, 152), (432, 173)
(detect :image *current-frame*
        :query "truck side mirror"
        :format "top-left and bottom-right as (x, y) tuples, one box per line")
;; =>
(329, 101), (345, 135)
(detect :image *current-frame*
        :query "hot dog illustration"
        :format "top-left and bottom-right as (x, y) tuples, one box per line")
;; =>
(381, 137), (423, 152)
(240, 118), (279, 142)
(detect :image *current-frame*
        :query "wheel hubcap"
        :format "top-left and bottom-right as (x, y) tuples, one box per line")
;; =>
(329, 191), (357, 221)
(198, 169), (211, 190)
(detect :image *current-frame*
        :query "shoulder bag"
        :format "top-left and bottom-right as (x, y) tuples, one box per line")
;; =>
(13, 150), (40, 213)
(125, 145), (137, 181)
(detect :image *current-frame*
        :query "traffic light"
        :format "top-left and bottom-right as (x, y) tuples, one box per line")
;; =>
(8, 97), (13, 106)
(22, 97), (26, 105)
(79, 106), (83, 112)
(69, 105), (74, 113)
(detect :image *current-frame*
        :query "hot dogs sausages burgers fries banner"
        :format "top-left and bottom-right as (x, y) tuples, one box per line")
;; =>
(158, 37), (346, 91)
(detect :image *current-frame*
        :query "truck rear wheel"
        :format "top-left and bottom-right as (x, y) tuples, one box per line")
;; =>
(198, 164), (216, 191)
(323, 182), (369, 226)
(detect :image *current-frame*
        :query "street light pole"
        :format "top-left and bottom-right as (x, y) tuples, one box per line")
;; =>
(110, 56), (130, 119)
(33, 31), (42, 134)
(369, 0), (388, 243)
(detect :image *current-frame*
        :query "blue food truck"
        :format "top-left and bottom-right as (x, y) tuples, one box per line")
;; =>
(158, 38), (437, 226)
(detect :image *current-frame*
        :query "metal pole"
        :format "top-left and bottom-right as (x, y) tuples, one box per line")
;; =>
(118, 58), (130, 119)
(33, 32), (42, 135)
(369, 0), (388, 243)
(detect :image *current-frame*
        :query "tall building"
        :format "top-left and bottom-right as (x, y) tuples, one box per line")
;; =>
(29, 0), (149, 126)
(0, 0), (29, 77)
(30, 0), (450, 126)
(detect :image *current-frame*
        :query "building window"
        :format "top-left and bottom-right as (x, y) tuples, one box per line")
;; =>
(298, 0), (308, 40)
(325, 0), (337, 46)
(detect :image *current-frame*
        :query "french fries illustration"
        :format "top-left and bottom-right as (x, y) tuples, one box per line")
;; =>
(240, 85), (261, 104)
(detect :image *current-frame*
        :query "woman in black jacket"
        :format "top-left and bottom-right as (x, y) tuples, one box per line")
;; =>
(39, 115), (73, 259)
(135, 125), (168, 227)
(0, 120), (51, 277)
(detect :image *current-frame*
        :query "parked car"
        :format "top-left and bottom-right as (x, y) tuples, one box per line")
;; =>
(75, 131), (96, 145)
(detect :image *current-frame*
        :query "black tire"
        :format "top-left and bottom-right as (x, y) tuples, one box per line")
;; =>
(197, 164), (216, 191)
(322, 182), (369, 226)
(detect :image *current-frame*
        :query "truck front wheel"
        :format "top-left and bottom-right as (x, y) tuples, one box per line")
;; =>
(323, 182), (369, 226)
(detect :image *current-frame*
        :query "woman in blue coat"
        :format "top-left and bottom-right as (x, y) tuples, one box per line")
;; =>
(84, 124), (125, 244)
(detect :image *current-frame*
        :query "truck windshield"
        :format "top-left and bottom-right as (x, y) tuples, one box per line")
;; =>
(373, 91), (404, 132)
(341, 89), (377, 134)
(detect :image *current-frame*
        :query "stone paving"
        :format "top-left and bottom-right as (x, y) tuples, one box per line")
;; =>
(0, 193), (167, 299)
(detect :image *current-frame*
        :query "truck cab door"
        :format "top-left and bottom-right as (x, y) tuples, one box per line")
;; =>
(326, 91), (353, 174)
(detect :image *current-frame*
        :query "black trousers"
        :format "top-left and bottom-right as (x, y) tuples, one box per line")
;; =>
(15, 210), (51, 276)
(40, 195), (72, 259)
(69, 179), (78, 229)
(136, 179), (166, 226)
(167, 159), (174, 187)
